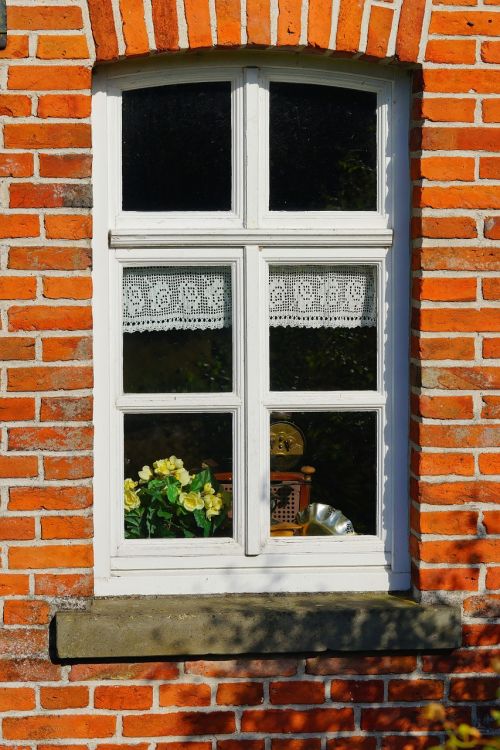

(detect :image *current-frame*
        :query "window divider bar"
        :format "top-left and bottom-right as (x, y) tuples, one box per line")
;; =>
(244, 67), (261, 229)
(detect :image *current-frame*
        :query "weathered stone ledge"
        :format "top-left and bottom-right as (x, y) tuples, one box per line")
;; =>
(55, 593), (461, 659)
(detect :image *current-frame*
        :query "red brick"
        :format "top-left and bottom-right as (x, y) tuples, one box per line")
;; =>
(94, 686), (153, 710)
(479, 454), (500, 475)
(361, 707), (470, 732)
(8, 7), (83, 30)
(40, 686), (89, 709)
(365, 6), (393, 59)
(159, 684), (211, 707)
(9, 426), (93, 452)
(465, 593), (500, 614)
(70, 662), (179, 681)
(8, 366), (92, 392)
(420, 367), (500, 390)
(217, 682), (264, 706)
(483, 511), (500, 533)
(411, 452), (474, 477)
(185, 659), (297, 677)
(10, 182), (91, 209)
(480, 157), (500, 179)
(87, 0), (119, 60)
(3, 716), (116, 740)
(414, 127), (500, 152)
(215, 0), (241, 46)
(247, 0), (271, 45)
(39, 154), (92, 178)
(184, 0), (212, 48)
(330, 680), (384, 703)
(422, 650), (500, 674)
(416, 539), (500, 564)
(8, 66), (91, 91)
(9, 486), (92, 511)
(418, 248), (500, 272)
(5, 124), (90, 149)
(37, 35), (89, 59)
(416, 185), (500, 210)
(413, 567), (479, 592)
(411, 157), (475, 182)
(0, 214), (39, 238)
(0, 151), (33, 175)
(414, 395), (474, 419)
(430, 10), (500, 35)
(0, 658), (61, 682)
(273, 743), (320, 750)
(269, 681), (324, 705)
(0, 95), (31, 117)
(45, 215), (92, 240)
(486, 568), (500, 590)
(0, 337), (35, 360)
(483, 278), (500, 300)
(336, 0), (365, 53)
(0, 455), (38, 479)
(425, 39), (476, 64)
(417, 309), (500, 333)
(9, 544), (93, 569)
(307, 0), (332, 49)
(277, 0), (302, 46)
(450, 678), (499, 702)
(413, 278), (476, 302)
(0, 517), (35, 540)
(483, 100), (500, 123)
(3, 600), (51, 625)
(0, 574), (30, 596)
(396, 0), (425, 62)
(411, 337), (475, 361)
(119, 0), (150, 55)
(44, 455), (93, 480)
(0, 687), (35, 711)
(241, 708), (354, 734)
(414, 423), (500, 448)
(41, 396), (93, 421)
(9, 247), (91, 271)
(411, 217), (477, 240)
(0, 276), (36, 299)
(41, 516), (93, 540)
(151, 0), (179, 51)
(38, 94), (91, 118)
(42, 336), (92, 361)
(327, 741), (376, 750)
(421, 70), (500, 95)
(307, 656), (417, 675)
(123, 712), (236, 737)
(482, 40), (500, 63)
(0, 397), (35, 421)
(485, 217), (500, 240)
(462, 624), (500, 646)
(414, 480), (500, 505)
(35, 573), (93, 597)
(43, 277), (92, 299)
(412, 509), (478, 535)
(414, 98), (476, 124)
(0, 628), (48, 657)
(388, 680), (444, 701)
(0, 35), (29, 58)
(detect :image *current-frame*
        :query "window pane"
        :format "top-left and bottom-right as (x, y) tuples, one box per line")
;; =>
(269, 265), (377, 391)
(122, 82), (232, 211)
(123, 266), (233, 393)
(269, 83), (377, 211)
(269, 411), (377, 537)
(124, 413), (233, 539)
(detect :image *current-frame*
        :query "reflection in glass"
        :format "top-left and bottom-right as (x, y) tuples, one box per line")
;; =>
(123, 266), (232, 393)
(269, 412), (377, 536)
(269, 82), (377, 211)
(269, 265), (377, 391)
(124, 413), (233, 539)
(122, 81), (232, 211)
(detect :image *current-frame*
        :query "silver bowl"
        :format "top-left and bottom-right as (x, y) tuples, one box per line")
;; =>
(296, 503), (355, 536)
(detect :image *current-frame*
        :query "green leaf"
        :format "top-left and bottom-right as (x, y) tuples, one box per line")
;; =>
(190, 468), (212, 492)
(167, 483), (180, 504)
(194, 508), (210, 535)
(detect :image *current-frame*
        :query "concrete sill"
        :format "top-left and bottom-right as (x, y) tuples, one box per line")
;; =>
(55, 593), (461, 659)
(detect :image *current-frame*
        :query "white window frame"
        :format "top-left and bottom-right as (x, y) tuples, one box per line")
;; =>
(93, 53), (411, 596)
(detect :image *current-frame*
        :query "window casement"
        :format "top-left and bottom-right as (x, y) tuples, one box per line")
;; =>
(93, 54), (411, 596)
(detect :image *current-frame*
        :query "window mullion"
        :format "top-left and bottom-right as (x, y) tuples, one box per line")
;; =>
(243, 67), (261, 229)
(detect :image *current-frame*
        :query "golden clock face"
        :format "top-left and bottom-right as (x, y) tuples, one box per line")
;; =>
(270, 421), (305, 470)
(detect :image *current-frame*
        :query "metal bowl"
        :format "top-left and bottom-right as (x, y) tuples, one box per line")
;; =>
(295, 503), (355, 536)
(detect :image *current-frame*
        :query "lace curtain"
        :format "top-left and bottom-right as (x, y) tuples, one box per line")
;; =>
(123, 265), (376, 333)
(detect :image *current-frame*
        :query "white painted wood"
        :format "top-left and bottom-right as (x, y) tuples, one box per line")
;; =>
(92, 57), (411, 596)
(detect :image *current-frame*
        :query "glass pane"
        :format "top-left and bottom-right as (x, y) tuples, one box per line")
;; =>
(123, 266), (232, 393)
(124, 413), (233, 539)
(269, 83), (377, 211)
(269, 412), (377, 537)
(122, 82), (232, 211)
(269, 265), (377, 391)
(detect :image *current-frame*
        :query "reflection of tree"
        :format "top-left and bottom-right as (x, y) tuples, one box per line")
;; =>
(270, 83), (377, 211)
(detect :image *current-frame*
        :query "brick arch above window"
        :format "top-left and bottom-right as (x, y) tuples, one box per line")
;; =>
(86, 0), (427, 66)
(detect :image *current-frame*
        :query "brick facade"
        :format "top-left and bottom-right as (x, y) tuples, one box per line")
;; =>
(1, 0), (499, 747)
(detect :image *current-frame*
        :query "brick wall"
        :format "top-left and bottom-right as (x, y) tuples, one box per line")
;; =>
(0, 0), (499, 747)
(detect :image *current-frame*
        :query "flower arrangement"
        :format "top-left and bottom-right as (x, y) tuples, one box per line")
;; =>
(124, 455), (230, 539)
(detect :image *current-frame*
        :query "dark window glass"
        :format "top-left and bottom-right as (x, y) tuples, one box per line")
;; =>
(122, 82), (232, 211)
(269, 411), (377, 536)
(269, 83), (377, 211)
(124, 412), (233, 539)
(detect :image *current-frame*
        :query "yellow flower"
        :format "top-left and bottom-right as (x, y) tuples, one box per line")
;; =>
(154, 455), (184, 477)
(203, 482), (216, 496)
(180, 491), (204, 512)
(175, 467), (191, 486)
(124, 478), (140, 512)
(138, 465), (153, 483)
(204, 492), (223, 519)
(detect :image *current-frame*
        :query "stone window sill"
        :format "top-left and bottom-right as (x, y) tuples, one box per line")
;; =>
(55, 593), (461, 659)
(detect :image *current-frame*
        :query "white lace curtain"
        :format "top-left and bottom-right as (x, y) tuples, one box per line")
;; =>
(122, 265), (376, 333)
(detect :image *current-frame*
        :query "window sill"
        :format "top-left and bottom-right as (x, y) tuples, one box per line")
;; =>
(55, 593), (461, 659)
